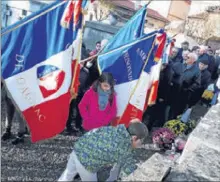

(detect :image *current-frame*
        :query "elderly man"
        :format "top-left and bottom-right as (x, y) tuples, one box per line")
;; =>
(170, 52), (201, 118)
(180, 52), (201, 111)
(58, 120), (148, 181)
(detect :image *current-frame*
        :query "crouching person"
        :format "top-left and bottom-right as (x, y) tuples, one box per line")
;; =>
(58, 120), (148, 181)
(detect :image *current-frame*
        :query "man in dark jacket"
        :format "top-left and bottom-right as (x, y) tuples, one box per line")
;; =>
(170, 52), (201, 118)
(176, 41), (190, 63)
(198, 46), (215, 76)
(190, 58), (211, 106)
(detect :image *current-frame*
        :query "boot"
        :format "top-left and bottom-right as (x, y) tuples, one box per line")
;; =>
(11, 133), (24, 145)
(66, 125), (78, 135)
(1, 128), (12, 141)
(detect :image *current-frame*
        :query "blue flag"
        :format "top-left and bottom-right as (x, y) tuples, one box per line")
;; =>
(102, 5), (147, 53)
(98, 31), (157, 85)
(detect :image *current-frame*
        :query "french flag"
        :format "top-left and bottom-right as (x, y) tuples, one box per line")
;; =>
(98, 31), (158, 127)
(1, 1), (86, 142)
(144, 31), (167, 110)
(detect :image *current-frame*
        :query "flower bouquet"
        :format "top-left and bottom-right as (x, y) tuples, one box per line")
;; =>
(152, 128), (176, 150)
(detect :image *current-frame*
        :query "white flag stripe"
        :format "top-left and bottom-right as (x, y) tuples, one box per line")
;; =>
(150, 61), (162, 83)
(129, 72), (151, 111)
(114, 79), (138, 116)
(5, 45), (73, 111)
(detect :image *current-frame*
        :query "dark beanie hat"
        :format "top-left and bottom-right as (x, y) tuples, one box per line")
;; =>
(199, 55), (209, 65)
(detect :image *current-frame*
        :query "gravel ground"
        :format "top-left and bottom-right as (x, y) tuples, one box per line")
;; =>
(1, 87), (209, 182)
(1, 98), (156, 181)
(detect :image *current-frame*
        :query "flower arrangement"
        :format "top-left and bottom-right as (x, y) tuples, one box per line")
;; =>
(152, 128), (176, 149)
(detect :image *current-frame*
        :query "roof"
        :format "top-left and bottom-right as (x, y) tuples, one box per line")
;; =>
(147, 8), (170, 23)
(111, 0), (169, 23)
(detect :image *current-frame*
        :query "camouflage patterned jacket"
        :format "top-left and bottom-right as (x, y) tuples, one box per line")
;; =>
(74, 124), (137, 177)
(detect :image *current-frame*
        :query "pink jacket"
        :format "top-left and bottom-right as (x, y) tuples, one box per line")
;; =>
(78, 87), (117, 131)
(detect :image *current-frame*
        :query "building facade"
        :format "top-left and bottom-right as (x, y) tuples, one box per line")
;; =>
(186, 6), (220, 50)
(1, 0), (51, 29)
(139, 0), (191, 21)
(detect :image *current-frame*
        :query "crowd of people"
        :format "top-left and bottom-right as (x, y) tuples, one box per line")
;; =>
(144, 42), (220, 131)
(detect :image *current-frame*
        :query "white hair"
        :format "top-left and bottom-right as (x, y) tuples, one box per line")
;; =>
(189, 52), (198, 62)
(200, 45), (208, 52)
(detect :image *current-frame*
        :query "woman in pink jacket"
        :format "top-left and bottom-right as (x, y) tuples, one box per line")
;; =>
(78, 72), (117, 131)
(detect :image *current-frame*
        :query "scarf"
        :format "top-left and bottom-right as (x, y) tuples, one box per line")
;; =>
(97, 86), (111, 111)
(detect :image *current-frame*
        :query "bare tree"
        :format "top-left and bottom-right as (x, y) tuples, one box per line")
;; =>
(92, 0), (115, 22)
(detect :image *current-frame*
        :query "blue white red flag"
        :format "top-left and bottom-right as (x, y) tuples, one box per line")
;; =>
(102, 4), (147, 53)
(162, 38), (175, 64)
(98, 31), (157, 126)
(1, 1), (89, 142)
(144, 31), (167, 110)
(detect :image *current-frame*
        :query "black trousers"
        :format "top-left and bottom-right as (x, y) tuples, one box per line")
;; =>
(66, 94), (83, 129)
(143, 101), (169, 131)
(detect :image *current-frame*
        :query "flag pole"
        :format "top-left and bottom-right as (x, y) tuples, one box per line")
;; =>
(70, 19), (84, 100)
(79, 0), (154, 64)
(117, 34), (158, 125)
(1, 1), (66, 36)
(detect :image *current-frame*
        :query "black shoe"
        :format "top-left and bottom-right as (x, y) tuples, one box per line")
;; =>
(66, 126), (78, 135)
(1, 131), (12, 141)
(11, 136), (24, 145)
(24, 127), (29, 135)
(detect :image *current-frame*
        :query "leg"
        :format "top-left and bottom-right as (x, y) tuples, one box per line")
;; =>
(66, 99), (77, 132)
(2, 95), (15, 140)
(58, 151), (78, 181)
(75, 94), (83, 130)
(106, 163), (121, 182)
(12, 111), (26, 145)
(75, 156), (98, 181)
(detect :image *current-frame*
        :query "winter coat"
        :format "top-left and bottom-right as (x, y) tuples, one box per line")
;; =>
(201, 69), (211, 90)
(157, 64), (174, 102)
(171, 62), (201, 92)
(78, 87), (117, 131)
(198, 53), (215, 75)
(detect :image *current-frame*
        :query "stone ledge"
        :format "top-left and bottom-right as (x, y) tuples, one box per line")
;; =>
(121, 153), (171, 181)
(167, 102), (220, 181)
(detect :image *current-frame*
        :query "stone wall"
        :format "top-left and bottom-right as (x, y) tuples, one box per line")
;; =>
(121, 99), (220, 181)
(166, 101), (220, 181)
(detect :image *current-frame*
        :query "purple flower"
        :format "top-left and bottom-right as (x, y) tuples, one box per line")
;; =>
(152, 128), (175, 146)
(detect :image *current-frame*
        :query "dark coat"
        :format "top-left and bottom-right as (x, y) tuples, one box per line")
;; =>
(201, 69), (211, 89)
(78, 67), (90, 96)
(198, 53), (215, 75)
(171, 62), (201, 92)
(157, 63), (174, 102)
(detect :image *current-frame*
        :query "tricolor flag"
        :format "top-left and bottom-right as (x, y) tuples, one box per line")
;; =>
(144, 31), (167, 110)
(98, 31), (158, 127)
(1, 1), (90, 142)
(102, 4), (147, 53)
(162, 38), (175, 64)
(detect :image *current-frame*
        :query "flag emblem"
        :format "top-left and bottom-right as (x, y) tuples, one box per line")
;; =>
(37, 65), (65, 98)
